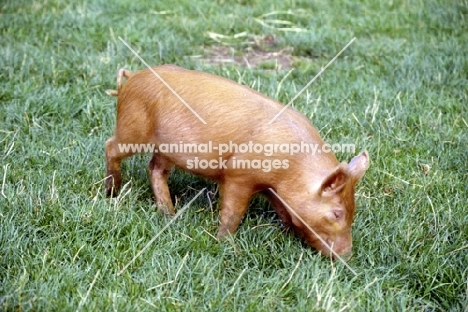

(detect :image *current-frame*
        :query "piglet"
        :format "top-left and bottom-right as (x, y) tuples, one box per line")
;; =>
(105, 65), (369, 258)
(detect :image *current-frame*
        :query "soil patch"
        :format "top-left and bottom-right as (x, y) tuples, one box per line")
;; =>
(200, 34), (297, 70)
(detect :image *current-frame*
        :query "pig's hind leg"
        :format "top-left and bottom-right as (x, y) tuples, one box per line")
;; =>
(105, 136), (135, 197)
(148, 154), (175, 216)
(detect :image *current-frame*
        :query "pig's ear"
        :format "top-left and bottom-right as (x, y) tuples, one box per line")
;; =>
(348, 151), (370, 182)
(320, 164), (349, 195)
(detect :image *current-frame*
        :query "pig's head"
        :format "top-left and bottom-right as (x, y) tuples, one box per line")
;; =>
(289, 151), (369, 259)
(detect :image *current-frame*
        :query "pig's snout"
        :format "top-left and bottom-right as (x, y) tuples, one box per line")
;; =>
(322, 236), (353, 261)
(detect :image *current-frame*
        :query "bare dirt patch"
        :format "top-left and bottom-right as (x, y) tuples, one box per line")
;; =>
(199, 34), (299, 70)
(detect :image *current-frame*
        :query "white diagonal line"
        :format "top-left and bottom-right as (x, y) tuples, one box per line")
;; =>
(77, 269), (100, 311)
(268, 37), (356, 124)
(268, 188), (357, 276)
(118, 37), (207, 125)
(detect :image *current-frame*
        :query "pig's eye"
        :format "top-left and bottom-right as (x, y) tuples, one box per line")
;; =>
(329, 209), (345, 222)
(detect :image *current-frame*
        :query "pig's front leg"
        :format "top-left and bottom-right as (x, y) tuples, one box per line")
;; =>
(217, 180), (255, 238)
(148, 154), (175, 216)
(262, 189), (293, 228)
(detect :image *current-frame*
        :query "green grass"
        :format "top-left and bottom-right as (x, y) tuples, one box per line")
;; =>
(1, 0), (467, 310)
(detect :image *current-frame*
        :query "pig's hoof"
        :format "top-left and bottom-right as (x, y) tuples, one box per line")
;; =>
(105, 181), (119, 197)
(216, 229), (234, 240)
(106, 187), (119, 197)
(105, 172), (122, 197)
(156, 203), (175, 217)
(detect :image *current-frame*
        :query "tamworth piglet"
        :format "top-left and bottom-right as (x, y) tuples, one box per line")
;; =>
(105, 65), (369, 258)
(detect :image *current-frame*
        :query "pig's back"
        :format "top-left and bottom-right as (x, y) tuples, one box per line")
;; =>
(119, 65), (322, 148)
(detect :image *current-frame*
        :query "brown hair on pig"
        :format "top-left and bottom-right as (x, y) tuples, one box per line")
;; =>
(105, 65), (369, 258)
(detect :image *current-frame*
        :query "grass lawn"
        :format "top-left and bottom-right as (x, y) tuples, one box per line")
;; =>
(1, 0), (467, 310)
